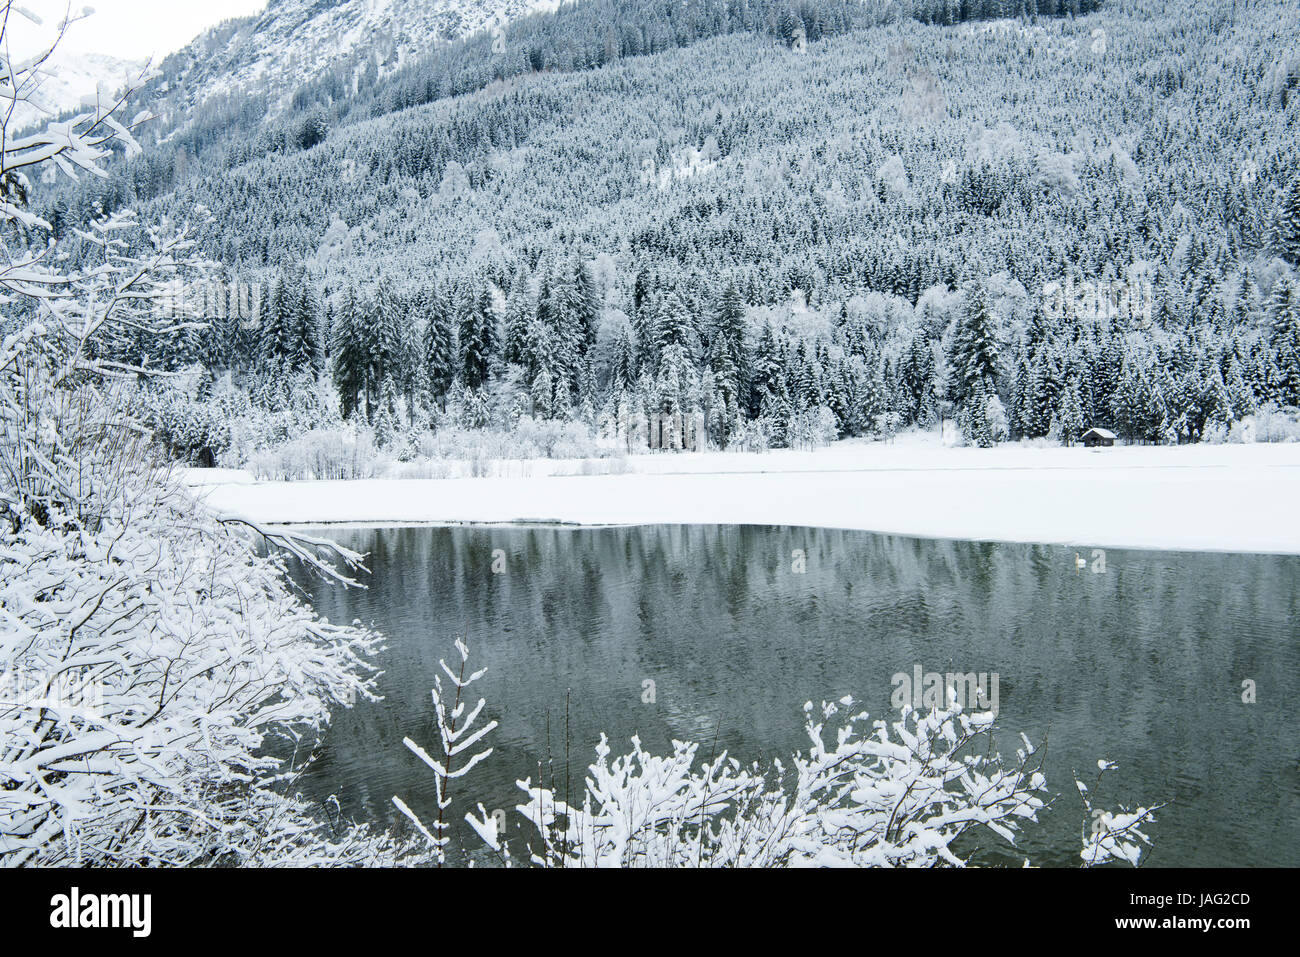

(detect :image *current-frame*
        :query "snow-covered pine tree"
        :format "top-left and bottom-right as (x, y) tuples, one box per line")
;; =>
(749, 321), (786, 417)
(1223, 350), (1255, 420)
(288, 272), (322, 376)
(1230, 267), (1263, 328)
(372, 282), (407, 399)
(374, 375), (400, 447)
(900, 332), (936, 426)
(1059, 379), (1085, 446)
(570, 256), (601, 356)
(332, 285), (368, 420)
(948, 277), (1001, 416)
(423, 283), (457, 412)
(259, 272), (293, 372)
(1274, 175), (1300, 265)
(502, 270), (534, 367)
(459, 282), (497, 391)
(1267, 275), (1300, 407)
(710, 279), (749, 409)
(544, 263), (580, 391)
(655, 288), (697, 359)
(608, 322), (638, 394)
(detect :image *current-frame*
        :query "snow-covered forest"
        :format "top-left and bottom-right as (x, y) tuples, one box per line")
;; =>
(0, 0), (1295, 873)
(22, 0), (1299, 474)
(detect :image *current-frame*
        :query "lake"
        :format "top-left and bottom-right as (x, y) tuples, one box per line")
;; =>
(287, 524), (1300, 867)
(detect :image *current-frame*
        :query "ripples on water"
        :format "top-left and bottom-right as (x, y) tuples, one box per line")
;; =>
(288, 524), (1300, 867)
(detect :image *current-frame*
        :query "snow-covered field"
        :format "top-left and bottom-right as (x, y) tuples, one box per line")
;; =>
(186, 437), (1300, 554)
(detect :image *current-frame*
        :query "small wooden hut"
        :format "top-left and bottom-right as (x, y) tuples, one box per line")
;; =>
(1081, 427), (1116, 448)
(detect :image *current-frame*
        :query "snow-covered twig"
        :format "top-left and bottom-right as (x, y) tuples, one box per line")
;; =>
(392, 637), (497, 866)
(1075, 760), (1166, 868)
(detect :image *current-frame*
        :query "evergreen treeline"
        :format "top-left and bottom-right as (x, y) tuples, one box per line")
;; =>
(38, 0), (1300, 451)
(44, 0), (1103, 222)
(174, 240), (1300, 450)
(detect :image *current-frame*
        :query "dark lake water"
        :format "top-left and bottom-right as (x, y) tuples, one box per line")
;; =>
(287, 524), (1300, 867)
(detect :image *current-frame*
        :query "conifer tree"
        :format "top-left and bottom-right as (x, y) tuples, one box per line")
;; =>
(1275, 175), (1300, 265)
(423, 283), (456, 410)
(1229, 268), (1262, 328)
(948, 278), (1001, 412)
(372, 282), (406, 394)
(1059, 380), (1084, 446)
(609, 323), (637, 394)
(502, 272), (533, 367)
(710, 279), (749, 410)
(900, 332), (936, 426)
(570, 256), (601, 356)
(655, 289), (697, 357)
(374, 375), (400, 448)
(531, 366), (553, 419)
(259, 272), (294, 372)
(331, 286), (367, 420)
(1268, 275), (1300, 406)
(293, 278), (322, 376)
(459, 282), (498, 390)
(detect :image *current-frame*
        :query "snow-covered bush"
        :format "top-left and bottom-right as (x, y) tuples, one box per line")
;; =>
(0, 473), (397, 865)
(235, 414), (620, 481)
(1202, 420), (1230, 445)
(1230, 404), (1300, 443)
(246, 423), (380, 480)
(512, 416), (605, 459)
(787, 406), (840, 450)
(494, 695), (1050, 868)
(1075, 761), (1164, 867)
(0, 20), (397, 866)
(400, 643), (1160, 868)
(875, 411), (903, 441)
(726, 415), (771, 452)
(416, 418), (609, 463)
(400, 668), (1131, 867)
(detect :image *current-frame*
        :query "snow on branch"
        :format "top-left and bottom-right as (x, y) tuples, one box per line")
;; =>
(400, 665), (1163, 868)
(392, 638), (497, 866)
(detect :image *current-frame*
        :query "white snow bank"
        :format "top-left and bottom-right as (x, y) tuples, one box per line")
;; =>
(174, 467), (258, 486)
(187, 441), (1300, 554)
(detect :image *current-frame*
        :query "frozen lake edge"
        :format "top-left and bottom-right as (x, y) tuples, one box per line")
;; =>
(184, 440), (1300, 555)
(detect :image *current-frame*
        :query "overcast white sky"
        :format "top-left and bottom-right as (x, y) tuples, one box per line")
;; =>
(9, 1), (269, 60)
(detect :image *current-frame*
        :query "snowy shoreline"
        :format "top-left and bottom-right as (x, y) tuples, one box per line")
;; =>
(186, 440), (1300, 555)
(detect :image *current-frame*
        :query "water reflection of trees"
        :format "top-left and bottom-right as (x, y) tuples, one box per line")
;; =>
(288, 524), (1299, 867)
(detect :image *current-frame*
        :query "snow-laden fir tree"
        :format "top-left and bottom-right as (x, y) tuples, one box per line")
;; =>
(948, 278), (1002, 434)
(1267, 275), (1300, 407)
(422, 282), (457, 412)
(1275, 175), (1300, 266)
(332, 285), (369, 420)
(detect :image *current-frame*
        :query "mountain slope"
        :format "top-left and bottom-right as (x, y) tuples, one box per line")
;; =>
(27, 0), (1300, 454)
(115, 0), (1295, 303)
(8, 48), (145, 129)
(153, 0), (563, 114)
